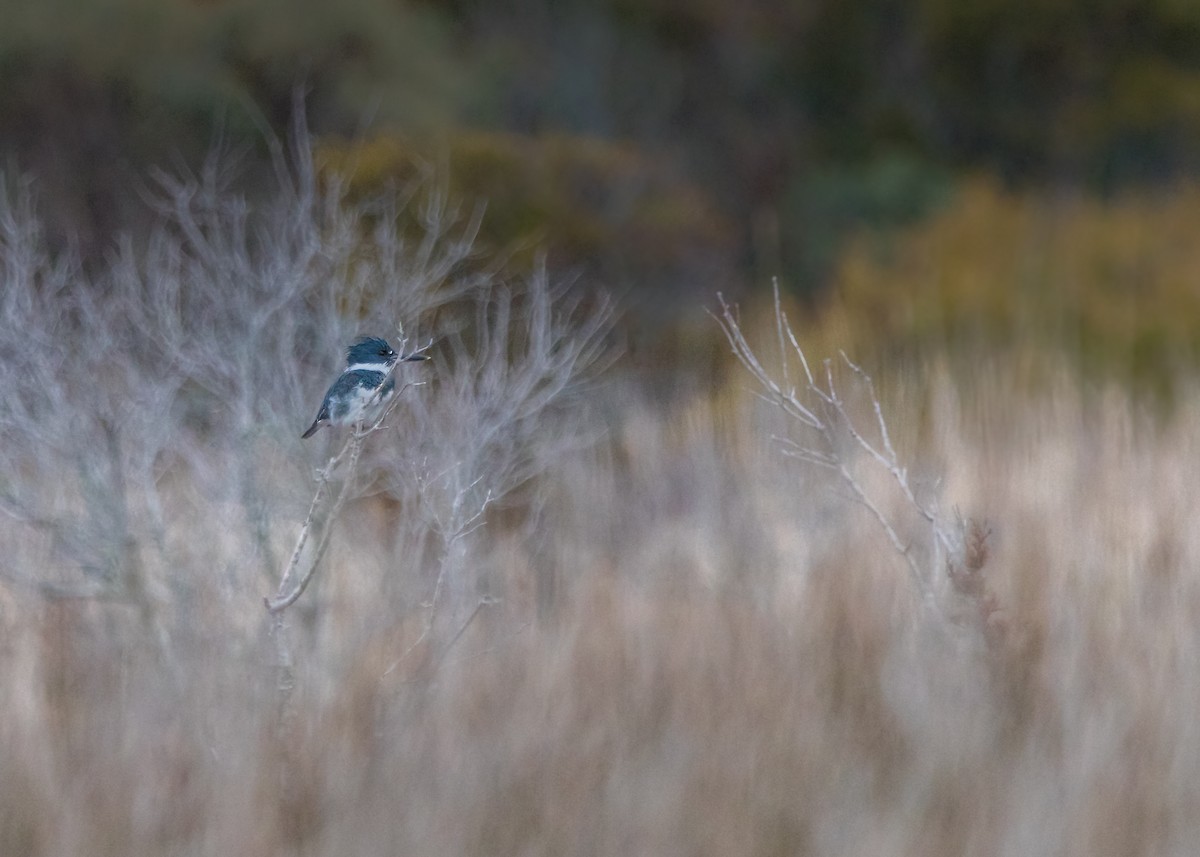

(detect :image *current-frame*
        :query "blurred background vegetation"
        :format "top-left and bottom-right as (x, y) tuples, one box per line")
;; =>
(5, 0), (1200, 379)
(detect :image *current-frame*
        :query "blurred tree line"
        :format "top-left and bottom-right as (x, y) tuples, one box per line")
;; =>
(4, 0), (1200, 321)
(812, 178), (1200, 396)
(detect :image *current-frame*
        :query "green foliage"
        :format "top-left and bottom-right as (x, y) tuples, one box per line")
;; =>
(812, 178), (1200, 391)
(780, 152), (956, 289)
(0, 0), (469, 132)
(0, 0), (475, 252)
(915, 0), (1200, 180)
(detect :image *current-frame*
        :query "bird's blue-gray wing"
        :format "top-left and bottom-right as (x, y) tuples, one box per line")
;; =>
(323, 369), (387, 421)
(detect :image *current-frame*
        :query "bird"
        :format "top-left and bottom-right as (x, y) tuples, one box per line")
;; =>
(301, 336), (429, 439)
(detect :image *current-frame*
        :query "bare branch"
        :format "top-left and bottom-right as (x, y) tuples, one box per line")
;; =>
(265, 369), (418, 615)
(715, 282), (961, 599)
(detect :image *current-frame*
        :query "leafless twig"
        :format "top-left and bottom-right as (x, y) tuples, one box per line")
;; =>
(714, 280), (959, 600)
(265, 366), (421, 615)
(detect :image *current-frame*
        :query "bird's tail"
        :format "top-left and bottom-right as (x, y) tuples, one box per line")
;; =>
(301, 420), (321, 439)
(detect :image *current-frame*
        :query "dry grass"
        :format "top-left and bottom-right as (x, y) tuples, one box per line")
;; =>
(5, 140), (1200, 854)
(5, 358), (1200, 855)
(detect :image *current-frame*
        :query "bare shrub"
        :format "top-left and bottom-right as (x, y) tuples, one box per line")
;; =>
(715, 284), (999, 633)
(0, 121), (613, 672)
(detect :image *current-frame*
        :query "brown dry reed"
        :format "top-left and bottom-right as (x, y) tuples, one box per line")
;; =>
(4, 144), (1200, 855)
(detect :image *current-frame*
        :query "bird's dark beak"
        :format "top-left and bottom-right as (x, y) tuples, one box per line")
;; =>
(403, 354), (431, 362)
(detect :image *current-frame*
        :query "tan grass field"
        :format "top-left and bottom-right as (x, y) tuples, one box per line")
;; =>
(4, 353), (1200, 856)
(4, 154), (1200, 854)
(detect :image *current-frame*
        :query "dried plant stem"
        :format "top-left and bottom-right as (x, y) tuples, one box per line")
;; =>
(382, 485), (494, 678)
(263, 432), (363, 614)
(714, 281), (957, 600)
(264, 371), (418, 615)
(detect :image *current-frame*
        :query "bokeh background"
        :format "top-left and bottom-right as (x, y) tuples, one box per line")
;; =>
(10, 0), (1200, 366)
(6, 2), (1200, 854)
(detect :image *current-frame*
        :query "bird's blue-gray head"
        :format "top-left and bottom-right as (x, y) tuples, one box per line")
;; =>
(346, 336), (398, 368)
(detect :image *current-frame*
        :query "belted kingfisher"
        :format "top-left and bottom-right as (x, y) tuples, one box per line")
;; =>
(301, 336), (429, 439)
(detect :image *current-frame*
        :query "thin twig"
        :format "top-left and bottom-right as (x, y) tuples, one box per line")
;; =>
(714, 289), (957, 601)
(384, 596), (498, 680)
(264, 366), (417, 614)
